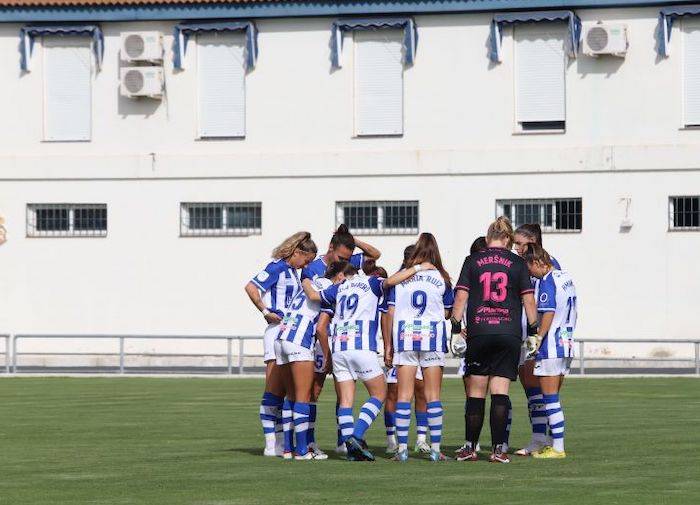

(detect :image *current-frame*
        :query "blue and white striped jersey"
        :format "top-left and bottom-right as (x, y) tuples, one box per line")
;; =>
(387, 269), (454, 353)
(537, 269), (577, 360)
(320, 274), (383, 353)
(250, 259), (301, 312)
(277, 278), (332, 349)
(522, 255), (563, 340)
(301, 253), (364, 281)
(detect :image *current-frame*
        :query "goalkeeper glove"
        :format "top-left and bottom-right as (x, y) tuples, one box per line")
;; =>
(525, 335), (542, 360)
(451, 333), (467, 357)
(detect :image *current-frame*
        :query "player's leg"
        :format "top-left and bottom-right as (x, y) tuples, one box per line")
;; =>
(278, 363), (296, 459)
(394, 361), (418, 461)
(413, 376), (430, 454)
(260, 327), (285, 456)
(307, 342), (328, 457)
(459, 335), (489, 461)
(290, 358), (316, 460)
(515, 359), (548, 455)
(347, 370), (386, 461)
(487, 335), (521, 464)
(421, 359), (446, 462)
(533, 359), (570, 459)
(384, 370), (398, 453)
(333, 352), (356, 458)
(333, 378), (346, 454)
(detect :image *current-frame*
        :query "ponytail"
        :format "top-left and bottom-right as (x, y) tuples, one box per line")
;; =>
(487, 216), (515, 249)
(330, 224), (356, 251)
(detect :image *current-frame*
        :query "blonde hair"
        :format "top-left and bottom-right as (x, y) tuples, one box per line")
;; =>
(272, 231), (317, 260)
(487, 216), (514, 248)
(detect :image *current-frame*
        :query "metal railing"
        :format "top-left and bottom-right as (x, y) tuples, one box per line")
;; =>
(9, 334), (263, 375)
(2, 335), (700, 376)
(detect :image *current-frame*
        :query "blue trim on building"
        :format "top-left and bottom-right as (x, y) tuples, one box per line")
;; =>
(0, 0), (698, 23)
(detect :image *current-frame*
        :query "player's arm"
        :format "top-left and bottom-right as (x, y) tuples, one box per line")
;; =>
(244, 282), (281, 324)
(317, 312), (332, 374)
(382, 306), (394, 368)
(302, 278), (321, 302)
(538, 312), (554, 337)
(354, 238), (381, 261)
(384, 262), (435, 289)
(452, 257), (471, 326)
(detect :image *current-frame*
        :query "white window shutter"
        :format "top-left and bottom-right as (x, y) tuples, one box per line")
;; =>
(197, 32), (246, 138)
(354, 29), (404, 136)
(515, 25), (566, 123)
(683, 18), (700, 126)
(43, 37), (92, 141)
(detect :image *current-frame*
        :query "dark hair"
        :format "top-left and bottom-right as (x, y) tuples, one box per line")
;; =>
(515, 223), (543, 246)
(521, 243), (553, 268)
(362, 259), (376, 275)
(470, 236), (487, 255)
(325, 260), (358, 279)
(330, 224), (356, 251)
(401, 244), (416, 270)
(366, 264), (388, 278)
(405, 233), (451, 286)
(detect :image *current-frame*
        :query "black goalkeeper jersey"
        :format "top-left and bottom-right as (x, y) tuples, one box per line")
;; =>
(456, 247), (534, 338)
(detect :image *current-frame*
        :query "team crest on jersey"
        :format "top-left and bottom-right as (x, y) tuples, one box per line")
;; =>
(540, 292), (549, 303)
(256, 271), (270, 282)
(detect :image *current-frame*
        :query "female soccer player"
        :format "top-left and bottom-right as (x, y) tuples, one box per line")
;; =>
(275, 261), (349, 460)
(387, 233), (454, 462)
(244, 232), (317, 457)
(301, 224), (381, 455)
(303, 260), (434, 461)
(522, 243), (577, 459)
(451, 217), (538, 464)
(513, 224), (562, 456)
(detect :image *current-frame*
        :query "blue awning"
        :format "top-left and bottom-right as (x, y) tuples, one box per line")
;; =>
(330, 17), (417, 69)
(173, 20), (258, 71)
(488, 10), (581, 63)
(657, 6), (700, 57)
(20, 24), (104, 71)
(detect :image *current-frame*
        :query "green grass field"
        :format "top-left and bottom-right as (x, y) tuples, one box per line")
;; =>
(1, 377), (698, 505)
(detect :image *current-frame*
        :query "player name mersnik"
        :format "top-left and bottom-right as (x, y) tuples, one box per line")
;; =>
(476, 256), (513, 268)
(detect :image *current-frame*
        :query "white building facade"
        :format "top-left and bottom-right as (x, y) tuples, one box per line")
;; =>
(0, 0), (699, 366)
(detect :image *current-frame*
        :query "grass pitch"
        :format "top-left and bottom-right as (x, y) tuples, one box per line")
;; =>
(0, 377), (698, 505)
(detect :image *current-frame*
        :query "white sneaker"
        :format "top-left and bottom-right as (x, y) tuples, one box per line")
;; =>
(515, 440), (546, 456)
(282, 451), (293, 460)
(294, 452), (314, 460)
(263, 446), (278, 457)
(454, 442), (481, 454)
(414, 440), (431, 454)
(308, 443), (328, 460)
(335, 444), (347, 455)
(386, 439), (399, 455)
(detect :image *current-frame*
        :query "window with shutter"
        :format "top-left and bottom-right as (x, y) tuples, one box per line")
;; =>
(197, 32), (246, 138)
(515, 24), (567, 131)
(683, 18), (700, 126)
(354, 29), (404, 136)
(43, 36), (92, 142)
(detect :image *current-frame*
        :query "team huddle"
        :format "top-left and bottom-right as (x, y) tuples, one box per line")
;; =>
(244, 217), (577, 463)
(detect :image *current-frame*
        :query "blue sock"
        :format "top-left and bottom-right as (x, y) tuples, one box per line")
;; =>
(395, 401), (411, 452)
(293, 402), (311, 456)
(353, 397), (383, 440)
(416, 409), (428, 440)
(543, 393), (565, 452)
(337, 407), (354, 444)
(527, 387), (548, 442)
(384, 410), (396, 437)
(282, 398), (295, 453)
(308, 403), (317, 445)
(427, 400), (443, 452)
(259, 392), (283, 449)
(336, 403), (343, 446)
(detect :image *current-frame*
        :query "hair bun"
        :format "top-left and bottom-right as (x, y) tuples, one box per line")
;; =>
(337, 224), (349, 234)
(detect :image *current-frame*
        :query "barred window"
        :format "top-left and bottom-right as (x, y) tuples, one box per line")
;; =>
(27, 204), (107, 237)
(496, 198), (582, 232)
(669, 196), (700, 230)
(336, 201), (418, 235)
(181, 202), (261, 237)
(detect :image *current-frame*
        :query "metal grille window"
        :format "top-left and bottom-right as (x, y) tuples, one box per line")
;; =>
(336, 201), (418, 235)
(497, 198), (582, 232)
(669, 196), (700, 230)
(181, 202), (261, 236)
(27, 204), (107, 237)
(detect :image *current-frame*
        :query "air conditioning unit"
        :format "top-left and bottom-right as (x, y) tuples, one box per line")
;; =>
(583, 24), (628, 57)
(120, 67), (164, 98)
(120, 31), (163, 62)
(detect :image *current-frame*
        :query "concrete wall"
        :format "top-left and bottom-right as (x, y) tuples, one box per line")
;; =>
(0, 8), (699, 362)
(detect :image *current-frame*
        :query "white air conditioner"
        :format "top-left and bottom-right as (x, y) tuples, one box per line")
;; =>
(583, 24), (628, 57)
(120, 67), (164, 98)
(120, 31), (163, 62)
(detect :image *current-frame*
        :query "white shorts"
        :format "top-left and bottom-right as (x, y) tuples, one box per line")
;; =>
(385, 365), (423, 384)
(333, 350), (383, 383)
(313, 340), (325, 374)
(534, 357), (573, 377)
(263, 324), (279, 362)
(394, 350), (445, 368)
(274, 339), (314, 365)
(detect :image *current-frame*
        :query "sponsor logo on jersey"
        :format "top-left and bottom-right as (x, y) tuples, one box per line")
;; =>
(256, 271), (270, 282)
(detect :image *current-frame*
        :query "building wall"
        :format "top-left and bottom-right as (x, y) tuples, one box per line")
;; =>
(0, 7), (699, 360)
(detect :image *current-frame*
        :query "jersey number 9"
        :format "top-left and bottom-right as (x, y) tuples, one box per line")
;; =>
(411, 290), (427, 317)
